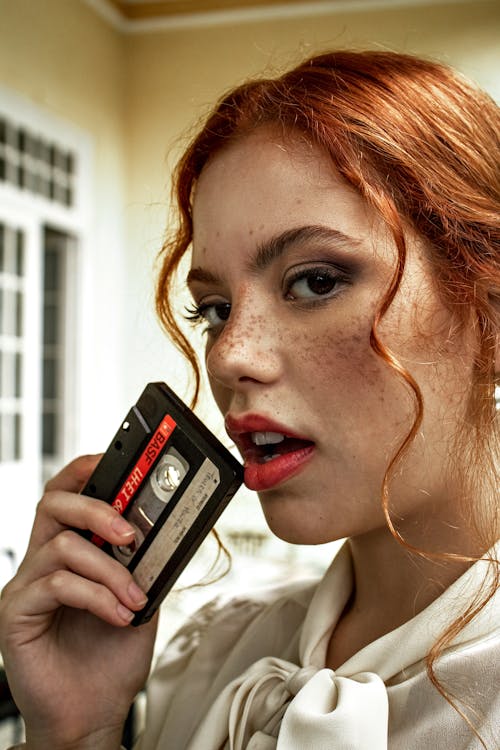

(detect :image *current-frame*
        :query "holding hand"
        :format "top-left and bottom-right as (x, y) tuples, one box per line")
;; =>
(0, 455), (158, 750)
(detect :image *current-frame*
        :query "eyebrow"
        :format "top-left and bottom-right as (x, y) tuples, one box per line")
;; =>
(251, 225), (362, 272)
(187, 224), (362, 287)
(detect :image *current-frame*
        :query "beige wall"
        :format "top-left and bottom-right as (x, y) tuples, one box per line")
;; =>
(0, 0), (499, 435)
(0, 0), (130, 441)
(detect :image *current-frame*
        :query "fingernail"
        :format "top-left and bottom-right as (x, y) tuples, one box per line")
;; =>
(117, 603), (134, 623)
(111, 515), (134, 537)
(128, 581), (148, 607)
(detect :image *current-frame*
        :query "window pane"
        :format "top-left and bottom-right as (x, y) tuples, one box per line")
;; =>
(42, 410), (56, 456)
(43, 356), (57, 399)
(44, 248), (60, 292)
(15, 352), (22, 398)
(42, 226), (71, 463)
(3, 351), (15, 397)
(14, 412), (21, 460)
(0, 225), (16, 274)
(0, 116), (77, 205)
(30, 136), (41, 160)
(15, 290), (23, 337)
(43, 302), (58, 345)
(0, 412), (20, 462)
(18, 129), (26, 153)
(42, 176), (51, 199)
(0, 224), (4, 270)
(15, 230), (24, 276)
(3, 289), (15, 335)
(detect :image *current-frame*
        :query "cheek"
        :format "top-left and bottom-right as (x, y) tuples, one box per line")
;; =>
(297, 318), (385, 392)
(299, 321), (418, 443)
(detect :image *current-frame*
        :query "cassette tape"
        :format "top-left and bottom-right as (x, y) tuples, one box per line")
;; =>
(80, 382), (243, 625)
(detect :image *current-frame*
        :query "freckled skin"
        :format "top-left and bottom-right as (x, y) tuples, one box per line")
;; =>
(189, 129), (475, 548)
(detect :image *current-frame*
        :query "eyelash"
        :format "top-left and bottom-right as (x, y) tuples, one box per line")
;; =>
(183, 304), (205, 324)
(283, 265), (347, 303)
(184, 265), (348, 331)
(183, 301), (231, 330)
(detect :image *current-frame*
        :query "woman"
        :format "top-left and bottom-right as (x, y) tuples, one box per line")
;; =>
(0, 50), (498, 750)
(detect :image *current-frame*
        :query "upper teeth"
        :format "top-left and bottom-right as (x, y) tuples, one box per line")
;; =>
(251, 431), (285, 446)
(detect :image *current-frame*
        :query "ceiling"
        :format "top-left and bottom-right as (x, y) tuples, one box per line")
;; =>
(106, 0), (386, 20)
(97, 0), (460, 30)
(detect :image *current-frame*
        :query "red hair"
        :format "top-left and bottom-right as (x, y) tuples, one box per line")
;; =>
(156, 50), (499, 744)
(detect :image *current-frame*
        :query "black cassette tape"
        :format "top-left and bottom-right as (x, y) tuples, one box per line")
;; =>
(80, 382), (243, 625)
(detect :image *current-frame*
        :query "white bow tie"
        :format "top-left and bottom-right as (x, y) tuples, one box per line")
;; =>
(188, 655), (388, 749)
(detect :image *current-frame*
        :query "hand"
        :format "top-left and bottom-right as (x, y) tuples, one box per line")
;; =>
(0, 456), (158, 750)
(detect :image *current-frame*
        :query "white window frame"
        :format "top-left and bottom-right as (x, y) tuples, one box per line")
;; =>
(0, 85), (93, 568)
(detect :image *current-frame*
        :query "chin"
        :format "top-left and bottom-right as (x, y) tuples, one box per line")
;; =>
(260, 502), (342, 546)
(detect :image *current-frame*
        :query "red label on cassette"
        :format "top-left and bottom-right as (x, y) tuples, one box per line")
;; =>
(90, 414), (176, 547)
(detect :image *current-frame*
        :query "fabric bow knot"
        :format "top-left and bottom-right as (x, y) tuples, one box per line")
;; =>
(205, 656), (389, 749)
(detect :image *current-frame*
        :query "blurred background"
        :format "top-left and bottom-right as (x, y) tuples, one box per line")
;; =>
(0, 0), (499, 741)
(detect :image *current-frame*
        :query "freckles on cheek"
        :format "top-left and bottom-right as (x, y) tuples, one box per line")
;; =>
(299, 323), (381, 390)
(300, 327), (416, 443)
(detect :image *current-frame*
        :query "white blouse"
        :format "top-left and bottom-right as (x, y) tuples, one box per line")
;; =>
(135, 544), (500, 749)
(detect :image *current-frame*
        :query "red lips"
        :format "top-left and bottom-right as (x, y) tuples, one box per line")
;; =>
(225, 414), (315, 491)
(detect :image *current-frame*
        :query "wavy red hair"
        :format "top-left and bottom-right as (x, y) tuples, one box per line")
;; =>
(156, 50), (499, 745)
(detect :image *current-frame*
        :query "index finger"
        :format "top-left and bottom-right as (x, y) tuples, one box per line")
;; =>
(44, 454), (103, 493)
(25, 490), (134, 556)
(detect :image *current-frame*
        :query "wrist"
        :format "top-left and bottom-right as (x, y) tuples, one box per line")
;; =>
(23, 723), (125, 750)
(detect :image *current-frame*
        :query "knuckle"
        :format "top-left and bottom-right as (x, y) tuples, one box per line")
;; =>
(33, 489), (60, 527)
(50, 529), (75, 557)
(35, 489), (55, 517)
(47, 569), (69, 594)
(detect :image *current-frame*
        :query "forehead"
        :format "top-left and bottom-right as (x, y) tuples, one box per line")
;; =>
(191, 129), (377, 267)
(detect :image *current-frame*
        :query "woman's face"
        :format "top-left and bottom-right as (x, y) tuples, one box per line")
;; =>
(189, 129), (474, 545)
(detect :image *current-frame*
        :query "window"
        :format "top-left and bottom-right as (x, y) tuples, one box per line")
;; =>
(0, 115), (76, 207)
(0, 87), (89, 564)
(41, 226), (77, 482)
(0, 221), (25, 462)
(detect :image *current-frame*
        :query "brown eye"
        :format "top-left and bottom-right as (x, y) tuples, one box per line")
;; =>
(306, 272), (336, 295)
(206, 302), (231, 323)
(286, 269), (339, 300)
(183, 300), (231, 333)
(199, 301), (231, 330)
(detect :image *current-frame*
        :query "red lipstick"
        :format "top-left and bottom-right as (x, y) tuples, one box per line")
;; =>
(225, 414), (315, 492)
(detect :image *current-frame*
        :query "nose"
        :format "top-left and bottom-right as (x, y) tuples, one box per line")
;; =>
(205, 300), (284, 391)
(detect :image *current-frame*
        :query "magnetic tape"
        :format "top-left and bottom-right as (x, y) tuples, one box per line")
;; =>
(80, 382), (243, 625)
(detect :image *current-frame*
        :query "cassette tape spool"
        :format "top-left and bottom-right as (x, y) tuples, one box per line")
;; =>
(80, 382), (243, 625)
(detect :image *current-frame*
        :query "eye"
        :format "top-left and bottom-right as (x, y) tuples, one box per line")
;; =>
(284, 266), (345, 302)
(184, 301), (231, 331)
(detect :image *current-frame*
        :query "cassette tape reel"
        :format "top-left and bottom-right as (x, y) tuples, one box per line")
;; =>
(80, 382), (243, 625)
